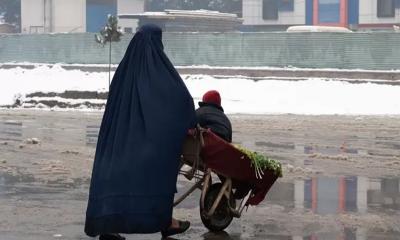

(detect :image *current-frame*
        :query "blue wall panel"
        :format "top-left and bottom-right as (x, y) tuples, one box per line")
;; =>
(86, 0), (117, 33)
(304, 179), (312, 209)
(345, 177), (358, 212)
(348, 0), (359, 25)
(306, 0), (314, 25)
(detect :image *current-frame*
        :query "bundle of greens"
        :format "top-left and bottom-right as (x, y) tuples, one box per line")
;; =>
(235, 145), (283, 179)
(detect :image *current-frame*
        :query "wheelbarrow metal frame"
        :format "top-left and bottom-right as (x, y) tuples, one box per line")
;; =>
(175, 165), (250, 219)
(174, 126), (251, 220)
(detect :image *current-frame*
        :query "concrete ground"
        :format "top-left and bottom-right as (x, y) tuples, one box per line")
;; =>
(0, 110), (399, 240)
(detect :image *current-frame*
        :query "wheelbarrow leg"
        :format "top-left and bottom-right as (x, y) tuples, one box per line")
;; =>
(229, 190), (252, 218)
(200, 169), (212, 211)
(205, 178), (232, 218)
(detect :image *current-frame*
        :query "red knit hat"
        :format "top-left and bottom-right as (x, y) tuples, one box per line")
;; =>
(202, 90), (221, 106)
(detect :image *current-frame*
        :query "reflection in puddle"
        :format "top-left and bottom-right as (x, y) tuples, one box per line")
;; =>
(0, 119), (85, 146)
(369, 178), (400, 210)
(201, 227), (398, 240)
(375, 135), (400, 150)
(267, 176), (400, 215)
(255, 141), (295, 149)
(203, 231), (242, 240)
(177, 176), (400, 239)
(303, 228), (358, 240)
(304, 176), (358, 214)
(303, 145), (359, 155)
(86, 125), (99, 146)
(0, 170), (90, 200)
(253, 141), (361, 155)
(256, 177), (400, 239)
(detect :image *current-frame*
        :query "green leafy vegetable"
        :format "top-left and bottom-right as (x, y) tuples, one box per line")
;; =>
(235, 145), (283, 178)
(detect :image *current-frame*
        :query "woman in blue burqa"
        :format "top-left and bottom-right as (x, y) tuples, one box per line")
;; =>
(85, 24), (195, 240)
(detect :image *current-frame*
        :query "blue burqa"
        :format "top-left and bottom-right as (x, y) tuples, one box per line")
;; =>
(85, 24), (195, 237)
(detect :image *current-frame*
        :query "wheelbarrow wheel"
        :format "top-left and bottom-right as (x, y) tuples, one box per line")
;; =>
(200, 182), (236, 232)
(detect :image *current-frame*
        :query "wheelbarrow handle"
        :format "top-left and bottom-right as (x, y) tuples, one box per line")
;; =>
(196, 124), (206, 147)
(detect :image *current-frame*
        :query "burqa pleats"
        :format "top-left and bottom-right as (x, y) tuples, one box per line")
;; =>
(84, 25), (196, 237)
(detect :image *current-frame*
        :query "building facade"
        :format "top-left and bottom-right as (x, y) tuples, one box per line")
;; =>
(119, 10), (243, 32)
(118, 0), (145, 33)
(21, 0), (86, 33)
(19, 0), (400, 33)
(243, 0), (400, 31)
(20, 0), (143, 34)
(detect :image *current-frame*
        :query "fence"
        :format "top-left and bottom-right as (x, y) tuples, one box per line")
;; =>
(0, 32), (399, 70)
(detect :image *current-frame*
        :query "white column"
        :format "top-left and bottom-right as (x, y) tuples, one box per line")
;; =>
(82, 0), (86, 32)
(357, 176), (368, 214)
(295, 180), (304, 209)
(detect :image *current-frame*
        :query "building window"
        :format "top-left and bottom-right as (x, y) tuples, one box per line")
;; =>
(263, 0), (279, 20)
(279, 0), (294, 12)
(377, 0), (395, 18)
(318, 0), (340, 23)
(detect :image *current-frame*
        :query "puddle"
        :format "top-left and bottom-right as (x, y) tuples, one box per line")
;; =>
(86, 125), (100, 146)
(266, 176), (400, 214)
(0, 121), (23, 142)
(0, 119), (96, 147)
(0, 169), (90, 198)
(194, 176), (400, 239)
(2, 118), (398, 159)
(201, 224), (400, 240)
(255, 141), (295, 150)
(177, 175), (399, 236)
(367, 150), (399, 157)
(375, 141), (400, 150)
(0, 172), (35, 184)
(0, 171), (36, 196)
(251, 140), (362, 157)
(302, 145), (359, 155)
(176, 175), (399, 239)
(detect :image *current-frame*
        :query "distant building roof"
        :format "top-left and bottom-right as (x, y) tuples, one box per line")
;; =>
(119, 9), (243, 32)
(287, 25), (352, 33)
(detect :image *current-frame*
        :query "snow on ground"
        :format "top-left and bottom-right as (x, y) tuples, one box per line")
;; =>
(1, 64), (400, 115)
(3, 62), (400, 73)
(178, 65), (400, 73)
(0, 65), (108, 106)
(185, 75), (400, 115)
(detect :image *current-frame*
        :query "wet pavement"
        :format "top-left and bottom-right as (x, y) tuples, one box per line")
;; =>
(0, 110), (399, 240)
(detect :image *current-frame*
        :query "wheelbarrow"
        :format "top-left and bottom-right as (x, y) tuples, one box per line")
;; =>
(174, 127), (280, 231)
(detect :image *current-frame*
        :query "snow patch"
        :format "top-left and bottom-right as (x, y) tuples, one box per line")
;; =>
(184, 75), (400, 115)
(1, 65), (400, 115)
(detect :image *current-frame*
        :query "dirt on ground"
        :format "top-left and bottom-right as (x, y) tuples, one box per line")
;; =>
(0, 110), (399, 240)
